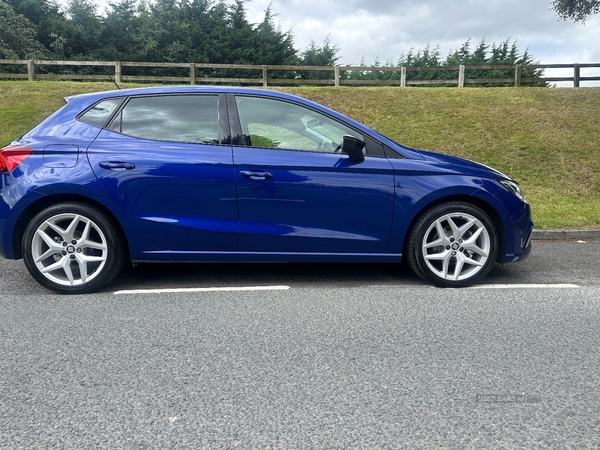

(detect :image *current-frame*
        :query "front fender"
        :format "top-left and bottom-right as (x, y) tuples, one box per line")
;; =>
(387, 175), (531, 261)
(388, 174), (481, 253)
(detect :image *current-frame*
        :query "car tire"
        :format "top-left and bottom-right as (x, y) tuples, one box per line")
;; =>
(407, 202), (498, 287)
(22, 202), (126, 294)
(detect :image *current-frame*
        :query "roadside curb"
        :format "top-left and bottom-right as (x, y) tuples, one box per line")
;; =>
(532, 229), (600, 240)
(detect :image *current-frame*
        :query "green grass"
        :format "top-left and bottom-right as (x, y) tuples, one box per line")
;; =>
(1, 81), (599, 229)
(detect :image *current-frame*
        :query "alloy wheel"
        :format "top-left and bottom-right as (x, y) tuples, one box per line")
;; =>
(421, 212), (491, 282)
(30, 213), (109, 287)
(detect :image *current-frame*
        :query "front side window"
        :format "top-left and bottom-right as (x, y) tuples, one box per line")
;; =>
(108, 95), (220, 145)
(235, 96), (363, 154)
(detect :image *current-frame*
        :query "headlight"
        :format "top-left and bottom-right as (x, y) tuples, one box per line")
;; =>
(498, 179), (526, 202)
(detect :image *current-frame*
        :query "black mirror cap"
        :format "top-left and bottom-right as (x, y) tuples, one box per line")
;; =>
(343, 134), (366, 162)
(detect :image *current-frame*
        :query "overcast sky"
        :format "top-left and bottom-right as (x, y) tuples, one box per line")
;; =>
(87, 0), (600, 84)
(241, 0), (600, 84)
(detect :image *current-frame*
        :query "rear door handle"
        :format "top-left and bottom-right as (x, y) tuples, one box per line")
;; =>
(99, 161), (136, 170)
(239, 170), (273, 181)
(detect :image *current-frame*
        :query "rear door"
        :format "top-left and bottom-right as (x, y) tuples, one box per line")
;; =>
(87, 94), (238, 251)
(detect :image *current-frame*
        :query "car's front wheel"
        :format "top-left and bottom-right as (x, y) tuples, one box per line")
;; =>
(23, 202), (125, 294)
(407, 202), (498, 287)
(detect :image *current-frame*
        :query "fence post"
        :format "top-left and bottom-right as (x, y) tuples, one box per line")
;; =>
(458, 65), (465, 87)
(190, 63), (195, 85)
(262, 65), (268, 87)
(401, 67), (406, 87)
(334, 65), (340, 87)
(574, 63), (580, 87)
(115, 61), (121, 84)
(514, 64), (522, 87)
(27, 60), (35, 81)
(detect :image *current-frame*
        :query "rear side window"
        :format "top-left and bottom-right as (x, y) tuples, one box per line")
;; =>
(79, 98), (123, 127)
(108, 95), (220, 145)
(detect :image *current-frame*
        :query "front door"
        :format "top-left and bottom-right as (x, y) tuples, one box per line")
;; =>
(231, 95), (395, 254)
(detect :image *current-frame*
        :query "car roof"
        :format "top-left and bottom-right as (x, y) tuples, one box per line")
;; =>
(65, 86), (305, 104)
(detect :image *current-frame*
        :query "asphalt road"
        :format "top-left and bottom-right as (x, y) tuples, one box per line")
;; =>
(1, 239), (599, 448)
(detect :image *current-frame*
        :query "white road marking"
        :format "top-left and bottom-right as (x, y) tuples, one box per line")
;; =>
(114, 285), (291, 295)
(469, 284), (579, 289)
(114, 283), (580, 294)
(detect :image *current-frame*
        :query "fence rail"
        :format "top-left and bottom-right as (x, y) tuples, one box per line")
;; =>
(1, 59), (599, 87)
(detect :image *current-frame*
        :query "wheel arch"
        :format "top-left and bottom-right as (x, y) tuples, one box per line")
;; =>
(401, 194), (506, 264)
(12, 193), (130, 261)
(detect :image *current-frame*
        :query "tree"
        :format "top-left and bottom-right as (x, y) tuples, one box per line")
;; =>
(342, 38), (545, 87)
(4, 0), (70, 57)
(447, 39), (545, 87)
(0, 0), (49, 58)
(65, 0), (104, 57)
(552, 0), (600, 22)
(100, 0), (143, 60)
(299, 36), (339, 80)
(301, 36), (340, 66)
(254, 5), (296, 65)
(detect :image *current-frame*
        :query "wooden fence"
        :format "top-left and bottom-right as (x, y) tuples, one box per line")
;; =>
(1, 59), (599, 87)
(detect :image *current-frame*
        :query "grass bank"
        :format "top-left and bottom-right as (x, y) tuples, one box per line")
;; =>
(1, 81), (599, 229)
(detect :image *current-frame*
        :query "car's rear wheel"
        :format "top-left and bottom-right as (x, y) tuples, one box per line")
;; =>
(23, 202), (125, 294)
(407, 202), (498, 287)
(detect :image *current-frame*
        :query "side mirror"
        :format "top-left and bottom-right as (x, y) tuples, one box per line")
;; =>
(343, 135), (365, 162)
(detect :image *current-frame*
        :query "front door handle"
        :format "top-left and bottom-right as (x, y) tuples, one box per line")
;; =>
(99, 161), (136, 170)
(239, 170), (273, 181)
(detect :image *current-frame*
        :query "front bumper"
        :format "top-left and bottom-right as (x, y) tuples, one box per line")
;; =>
(503, 202), (534, 264)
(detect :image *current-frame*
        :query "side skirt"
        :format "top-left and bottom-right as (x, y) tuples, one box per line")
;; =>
(134, 251), (403, 263)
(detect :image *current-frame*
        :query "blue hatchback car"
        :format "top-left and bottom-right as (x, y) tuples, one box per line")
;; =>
(0, 86), (533, 293)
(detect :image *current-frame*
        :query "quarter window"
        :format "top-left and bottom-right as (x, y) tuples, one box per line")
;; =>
(109, 95), (220, 144)
(79, 98), (123, 127)
(235, 96), (363, 154)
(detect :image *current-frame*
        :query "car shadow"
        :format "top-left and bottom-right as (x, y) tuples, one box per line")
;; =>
(108, 259), (537, 292)
(0, 252), (546, 296)
(109, 261), (425, 291)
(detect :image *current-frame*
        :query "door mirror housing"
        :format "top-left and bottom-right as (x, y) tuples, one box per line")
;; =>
(343, 135), (366, 162)
(306, 118), (322, 128)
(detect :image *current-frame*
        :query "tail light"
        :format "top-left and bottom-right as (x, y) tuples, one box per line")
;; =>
(0, 146), (33, 172)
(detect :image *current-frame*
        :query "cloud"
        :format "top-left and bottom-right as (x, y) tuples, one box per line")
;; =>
(244, 0), (600, 67)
